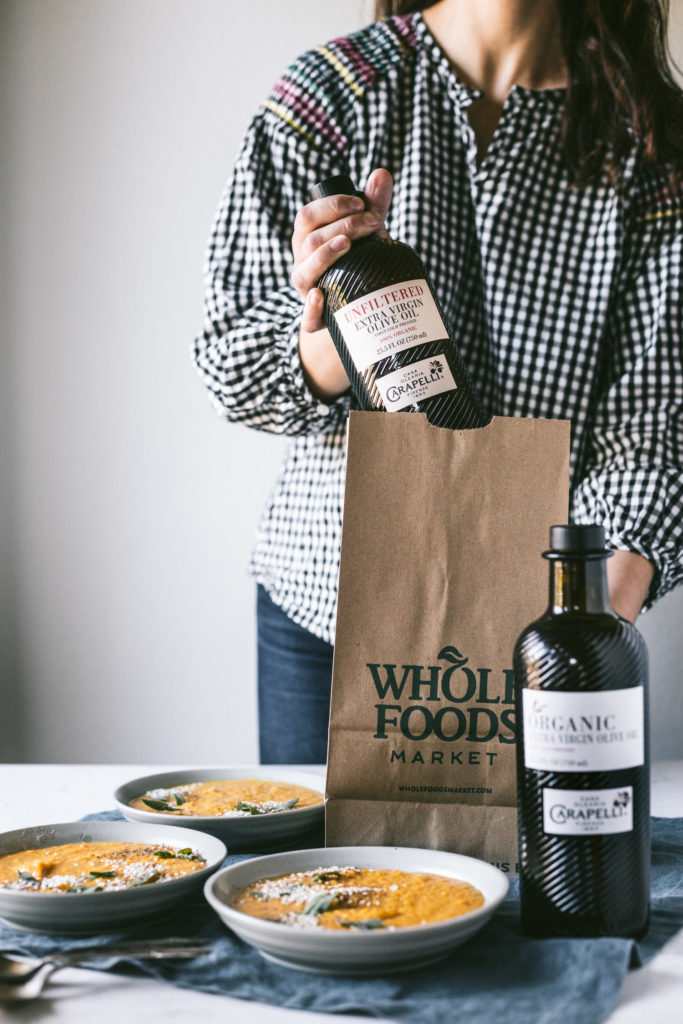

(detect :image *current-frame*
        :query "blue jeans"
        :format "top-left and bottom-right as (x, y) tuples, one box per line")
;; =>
(256, 584), (334, 764)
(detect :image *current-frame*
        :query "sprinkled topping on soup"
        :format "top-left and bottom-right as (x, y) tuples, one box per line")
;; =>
(231, 866), (485, 929)
(0, 842), (206, 893)
(130, 778), (323, 817)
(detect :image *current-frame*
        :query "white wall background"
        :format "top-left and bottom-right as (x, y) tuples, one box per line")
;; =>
(2, 0), (682, 765)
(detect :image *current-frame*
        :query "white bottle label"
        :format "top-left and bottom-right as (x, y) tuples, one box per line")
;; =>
(542, 786), (634, 835)
(522, 687), (645, 772)
(374, 355), (458, 411)
(333, 278), (448, 373)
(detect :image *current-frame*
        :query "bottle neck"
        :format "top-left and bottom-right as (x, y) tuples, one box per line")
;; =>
(548, 556), (615, 615)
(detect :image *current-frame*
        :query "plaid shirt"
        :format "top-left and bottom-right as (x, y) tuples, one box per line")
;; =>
(193, 12), (683, 644)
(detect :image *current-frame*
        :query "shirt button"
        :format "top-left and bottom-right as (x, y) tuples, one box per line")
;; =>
(315, 402), (330, 416)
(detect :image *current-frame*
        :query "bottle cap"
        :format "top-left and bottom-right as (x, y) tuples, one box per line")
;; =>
(309, 176), (365, 202)
(548, 524), (607, 553)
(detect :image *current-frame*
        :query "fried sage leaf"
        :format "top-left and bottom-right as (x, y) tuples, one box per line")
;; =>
(177, 850), (204, 862)
(17, 871), (39, 884)
(274, 798), (299, 811)
(234, 801), (263, 815)
(339, 918), (385, 929)
(235, 798), (299, 816)
(141, 798), (176, 812)
(312, 871), (344, 884)
(303, 892), (337, 915)
(130, 869), (161, 887)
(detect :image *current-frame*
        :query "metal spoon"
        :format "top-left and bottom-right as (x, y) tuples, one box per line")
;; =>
(0, 936), (212, 981)
(0, 937), (212, 1001)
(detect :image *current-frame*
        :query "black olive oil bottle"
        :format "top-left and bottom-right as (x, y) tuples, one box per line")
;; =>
(310, 175), (489, 430)
(514, 524), (650, 938)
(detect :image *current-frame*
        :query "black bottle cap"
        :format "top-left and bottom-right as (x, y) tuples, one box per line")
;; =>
(548, 524), (607, 554)
(309, 175), (364, 202)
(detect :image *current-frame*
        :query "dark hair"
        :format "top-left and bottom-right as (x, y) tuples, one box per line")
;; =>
(375, 0), (683, 185)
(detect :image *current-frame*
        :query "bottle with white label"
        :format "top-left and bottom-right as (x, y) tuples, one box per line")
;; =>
(309, 176), (489, 429)
(514, 524), (650, 938)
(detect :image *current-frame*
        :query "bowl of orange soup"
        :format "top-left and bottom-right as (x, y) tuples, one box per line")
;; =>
(115, 767), (325, 850)
(204, 846), (509, 974)
(0, 821), (226, 934)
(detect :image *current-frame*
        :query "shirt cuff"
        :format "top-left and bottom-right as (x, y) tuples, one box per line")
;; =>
(281, 310), (351, 428)
(571, 472), (683, 611)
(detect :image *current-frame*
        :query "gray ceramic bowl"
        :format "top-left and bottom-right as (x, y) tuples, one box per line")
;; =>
(115, 767), (325, 850)
(204, 845), (509, 975)
(0, 820), (226, 934)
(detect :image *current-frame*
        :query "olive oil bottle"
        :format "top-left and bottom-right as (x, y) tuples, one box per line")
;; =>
(310, 175), (489, 430)
(514, 524), (650, 938)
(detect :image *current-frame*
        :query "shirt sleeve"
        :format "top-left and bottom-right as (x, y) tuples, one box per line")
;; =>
(192, 68), (353, 436)
(571, 176), (683, 609)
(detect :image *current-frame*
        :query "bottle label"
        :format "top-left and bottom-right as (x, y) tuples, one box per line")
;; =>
(542, 785), (634, 835)
(334, 278), (448, 373)
(522, 687), (645, 772)
(374, 354), (458, 410)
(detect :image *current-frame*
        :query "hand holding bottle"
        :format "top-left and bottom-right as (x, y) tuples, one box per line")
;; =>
(305, 173), (489, 428)
(292, 169), (393, 334)
(294, 170), (392, 401)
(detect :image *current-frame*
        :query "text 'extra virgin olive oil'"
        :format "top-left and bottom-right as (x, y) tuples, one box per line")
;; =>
(310, 175), (489, 430)
(514, 524), (650, 939)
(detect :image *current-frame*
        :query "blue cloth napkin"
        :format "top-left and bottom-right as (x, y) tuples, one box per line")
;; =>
(1, 813), (682, 1024)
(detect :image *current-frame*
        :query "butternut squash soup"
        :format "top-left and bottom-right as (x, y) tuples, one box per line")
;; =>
(0, 842), (206, 893)
(130, 778), (323, 817)
(231, 865), (485, 929)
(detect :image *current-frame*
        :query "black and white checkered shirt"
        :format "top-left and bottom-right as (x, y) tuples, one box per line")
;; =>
(193, 12), (683, 644)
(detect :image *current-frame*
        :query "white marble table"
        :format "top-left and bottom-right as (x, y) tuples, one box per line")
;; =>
(0, 762), (681, 1023)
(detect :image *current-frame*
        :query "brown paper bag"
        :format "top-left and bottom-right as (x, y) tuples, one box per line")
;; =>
(325, 411), (570, 871)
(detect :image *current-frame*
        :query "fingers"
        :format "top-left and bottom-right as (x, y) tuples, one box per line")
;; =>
(292, 194), (364, 257)
(292, 233), (353, 304)
(291, 169), (394, 303)
(363, 168), (393, 239)
(292, 206), (380, 300)
(297, 210), (382, 260)
(301, 287), (325, 334)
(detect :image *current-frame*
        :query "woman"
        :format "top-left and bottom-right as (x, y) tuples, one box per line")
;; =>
(194, 0), (683, 763)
